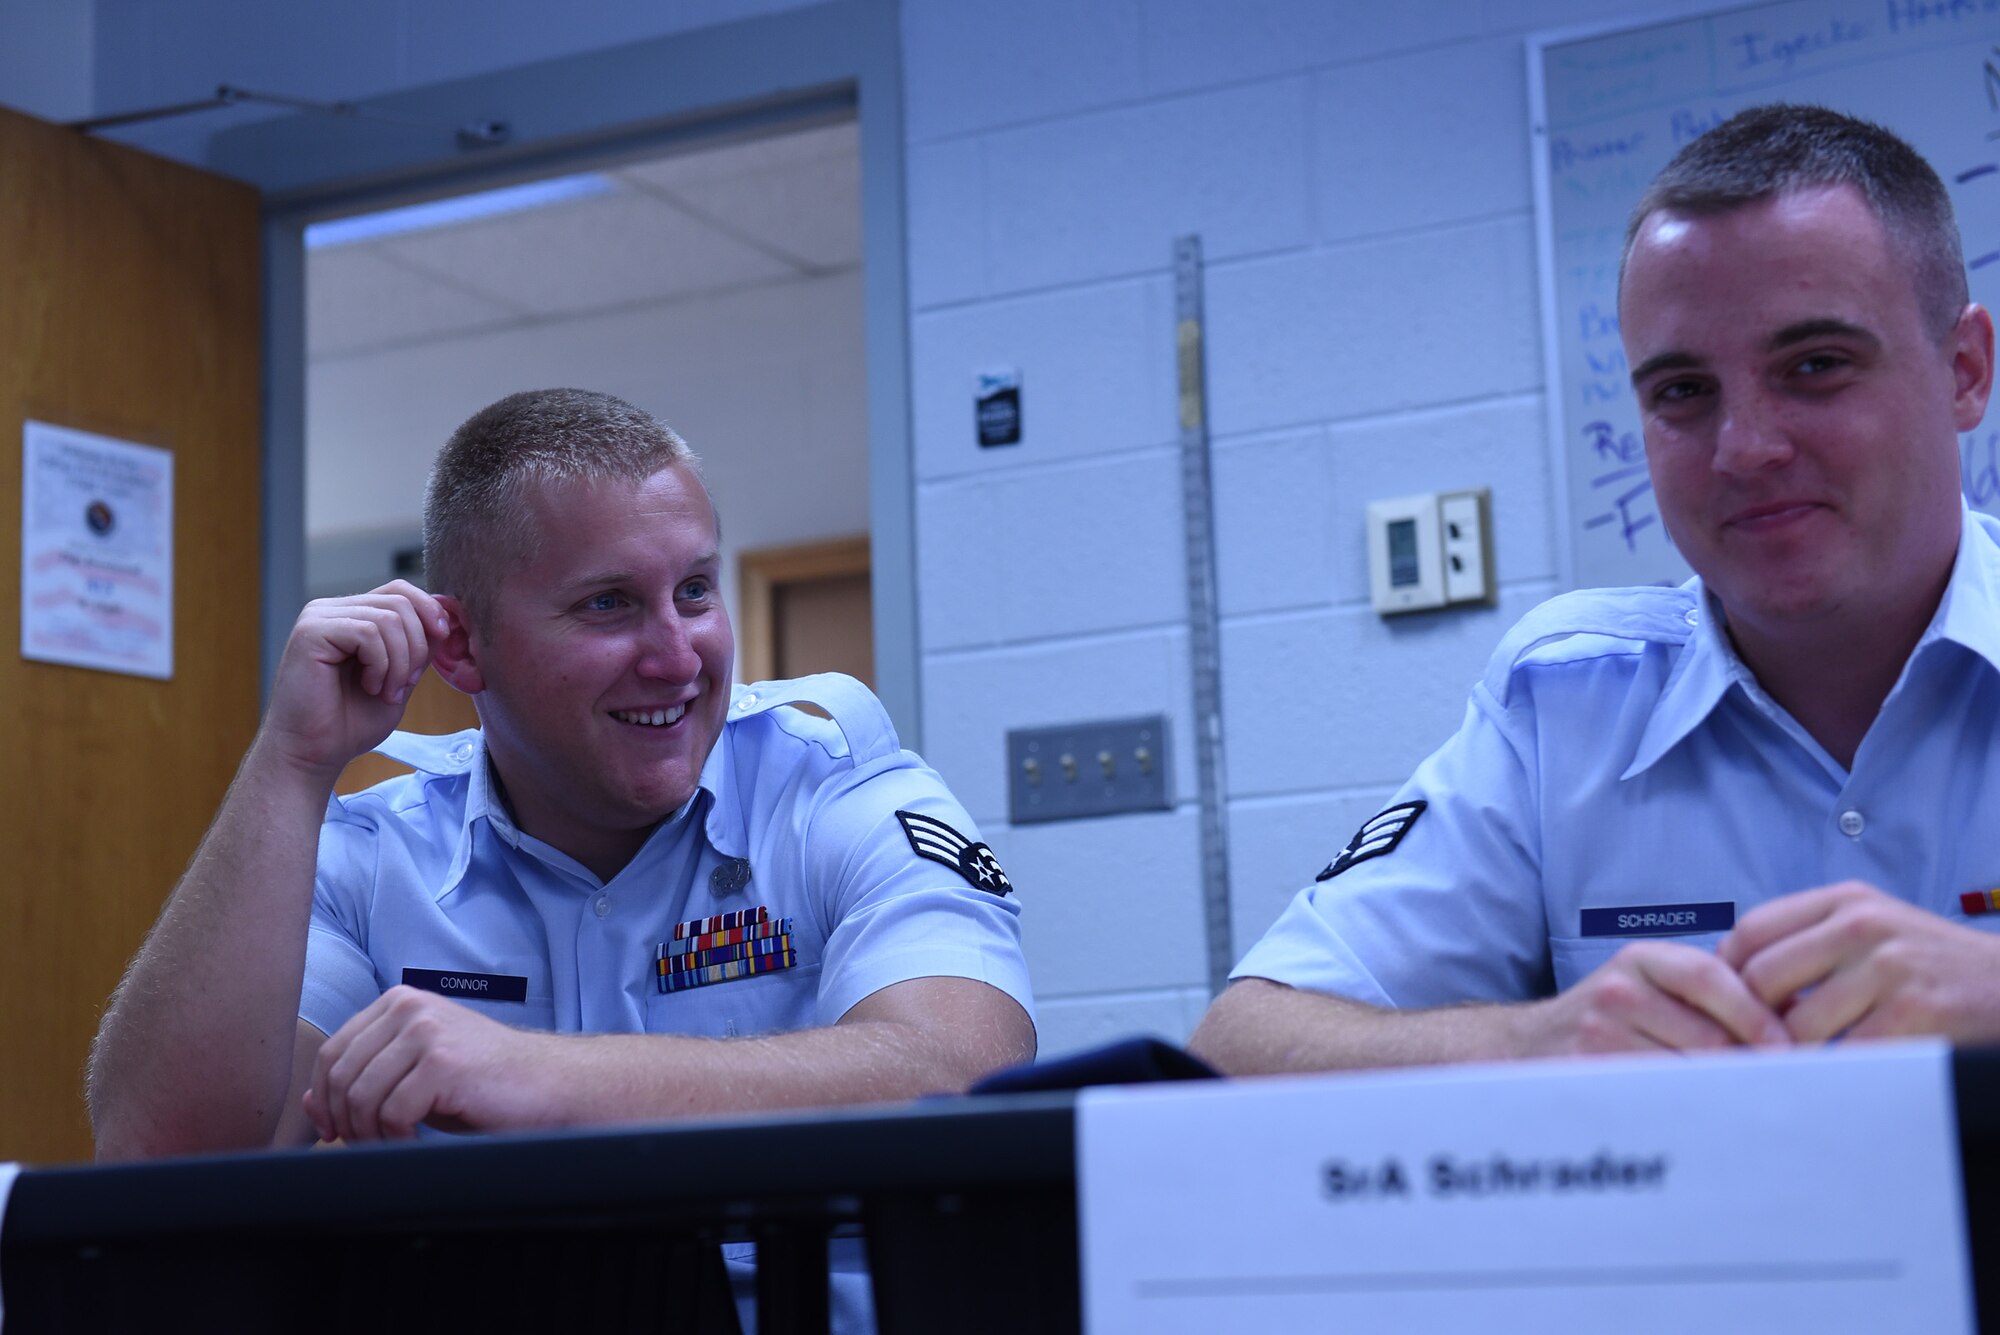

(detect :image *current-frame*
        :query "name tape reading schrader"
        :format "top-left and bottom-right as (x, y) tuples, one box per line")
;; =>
(1580, 901), (1734, 937)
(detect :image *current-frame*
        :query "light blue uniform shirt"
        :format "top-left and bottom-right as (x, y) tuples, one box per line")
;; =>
(1236, 507), (2000, 1008)
(304, 671), (1032, 1045)
(305, 674), (1004, 1335)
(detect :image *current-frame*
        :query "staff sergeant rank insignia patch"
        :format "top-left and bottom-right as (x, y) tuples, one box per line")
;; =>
(896, 809), (1012, 896)
(1316, 801), (1427, 882)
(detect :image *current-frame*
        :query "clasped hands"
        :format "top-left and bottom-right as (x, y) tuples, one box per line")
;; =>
(1528, 881), (2000, 1056)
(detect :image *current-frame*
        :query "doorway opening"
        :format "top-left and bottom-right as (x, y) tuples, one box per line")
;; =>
(305, 114), (870, 793)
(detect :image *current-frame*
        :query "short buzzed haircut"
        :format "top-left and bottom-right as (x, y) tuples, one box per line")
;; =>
(423, 388), (703, 626)
(1621, 103), (1967, 340)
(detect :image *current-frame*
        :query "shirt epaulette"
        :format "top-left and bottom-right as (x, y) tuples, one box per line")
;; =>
(728, 673), (900, 765)
(365, 728), (482, 776)
(1481, 583), (1699, 706)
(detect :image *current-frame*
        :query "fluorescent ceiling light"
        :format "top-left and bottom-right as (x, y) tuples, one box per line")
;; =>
(306, 173), (617, 250)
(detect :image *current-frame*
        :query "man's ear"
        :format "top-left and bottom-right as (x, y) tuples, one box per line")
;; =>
(429, 595), (485, 695)
(1952, 302), (1996, 432)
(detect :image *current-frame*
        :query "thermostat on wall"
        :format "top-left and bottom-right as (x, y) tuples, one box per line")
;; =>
(1366, 488), (1495, 616)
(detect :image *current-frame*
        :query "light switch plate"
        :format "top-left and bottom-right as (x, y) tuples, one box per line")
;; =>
(1007, 715), (1172, 824)
(1439, 487), (1496, 606)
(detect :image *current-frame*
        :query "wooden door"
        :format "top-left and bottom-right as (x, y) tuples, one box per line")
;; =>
(0, 105), (261, 1163)
(738, 536), (873, 687)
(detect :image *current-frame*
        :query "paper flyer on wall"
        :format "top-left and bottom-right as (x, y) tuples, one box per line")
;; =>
(20, 420), (174, 680)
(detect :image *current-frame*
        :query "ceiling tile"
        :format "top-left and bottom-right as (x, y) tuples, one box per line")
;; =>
(376, 190), (792, 316)
(658, 154), (861, 270)
(307, 247), (519, 356)
(621, 119), (857, 192)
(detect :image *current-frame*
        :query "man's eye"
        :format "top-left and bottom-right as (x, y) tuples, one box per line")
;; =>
(1793, 352), (1848, 377)
(1651, 378), (1708, 407)
(680, 579), (712, 602)
(583, 592), (624, 612)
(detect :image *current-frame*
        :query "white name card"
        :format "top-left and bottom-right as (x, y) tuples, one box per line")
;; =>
(1078, 1042), (1971, 1333)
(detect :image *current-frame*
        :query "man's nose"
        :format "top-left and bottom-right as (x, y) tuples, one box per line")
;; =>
(1713, 393), (1795, 475)
(636, 611), (702, 680)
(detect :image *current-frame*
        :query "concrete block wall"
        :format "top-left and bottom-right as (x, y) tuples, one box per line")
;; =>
(900, 0), (1718, 1057)
(4, 0), (1745, 1061)
(0, 6), (95, 122)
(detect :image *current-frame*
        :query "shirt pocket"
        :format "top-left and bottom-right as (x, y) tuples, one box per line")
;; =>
(1958, 910), (2000, 940)
(392, 960), (557, 1032)
(641, 963), (822, 1039)
(1548, 931), (1727, 993)
(459, 992), (557, 1033)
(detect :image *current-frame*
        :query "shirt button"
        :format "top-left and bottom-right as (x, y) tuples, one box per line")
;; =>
(449, 740), (475, 763)
(1683, 607), (1699, 627)
(1838, 809), (1865, 838)
(738, 692), (758, 711)
(593, 893), (612, 918)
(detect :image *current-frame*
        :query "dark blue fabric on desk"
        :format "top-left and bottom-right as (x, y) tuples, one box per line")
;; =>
(968, 1036), (1218, 1094)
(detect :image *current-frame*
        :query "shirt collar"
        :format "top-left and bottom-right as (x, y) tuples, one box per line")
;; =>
(386, 684), (781, 899)
(1623, 504), (2000, 779)
(461, 728), (732, 894)
(698, 686), (752, 861)
(1622, 580), (1747, 780)
(1922, 504), (2000, 677)
(366, 728), (508, 901)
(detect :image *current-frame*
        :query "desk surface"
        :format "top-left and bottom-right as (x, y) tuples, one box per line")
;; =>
(1, 1089), (1084, 1335)
(2, 1088), (1078, 1242)
(8, 1051), (2000, 1334)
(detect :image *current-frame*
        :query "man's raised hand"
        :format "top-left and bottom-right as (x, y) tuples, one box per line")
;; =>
(259, 580), (456, 782)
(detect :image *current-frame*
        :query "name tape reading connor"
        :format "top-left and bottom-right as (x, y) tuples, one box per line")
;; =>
(401, 968), (529, 1002)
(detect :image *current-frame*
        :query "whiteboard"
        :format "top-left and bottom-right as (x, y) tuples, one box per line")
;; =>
(1530, 1), (2000, 590)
